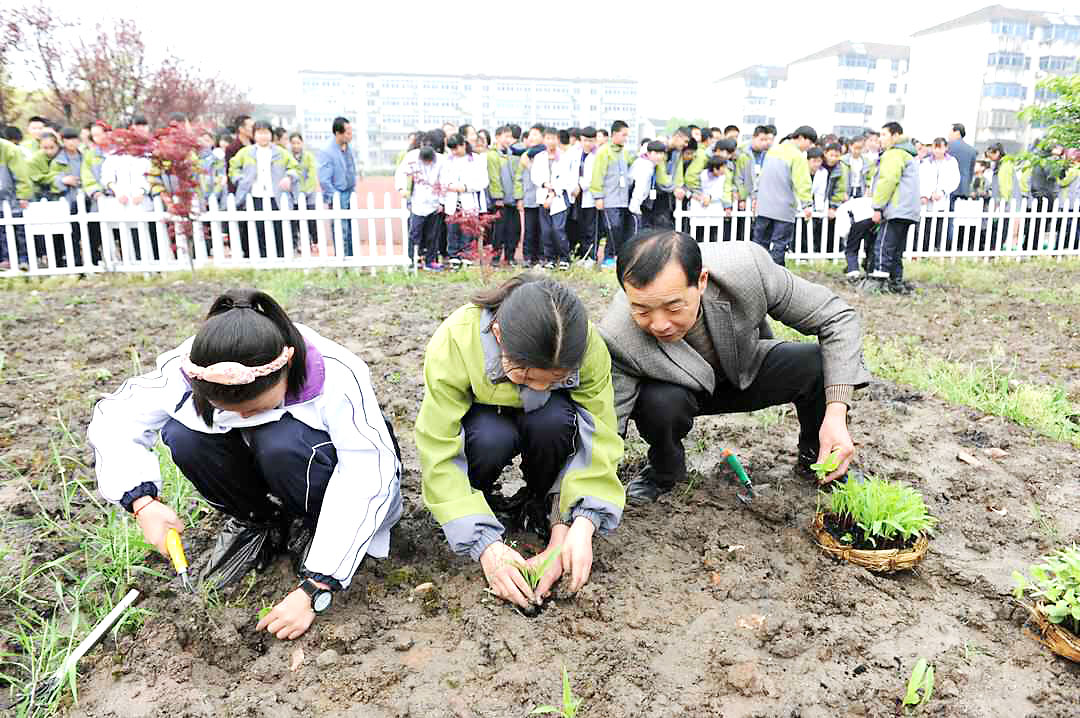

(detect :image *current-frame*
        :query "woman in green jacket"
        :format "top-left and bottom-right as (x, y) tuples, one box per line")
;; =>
(416, 275), (625, 610)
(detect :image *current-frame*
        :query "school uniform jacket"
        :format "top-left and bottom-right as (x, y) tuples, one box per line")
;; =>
(394, 149), (446, 217)
(531, 149), (576, 214)
(0, 138), (33, 204)
(598, 242), (871, 435)
(415, 305), (625, 561)
(440, 152), (489, 214)
(756, 141), (813, 224)
(86, 325), (402, 590)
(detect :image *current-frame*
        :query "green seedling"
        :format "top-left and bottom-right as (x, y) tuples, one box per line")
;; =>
(902, 657), (934, 712)
(506, 546), (563, 590)
(1012, 544), (1080, 636)
(819, 476), (937, 548)
(531, 666), (583, 717)
(257, 604), (273, 620)
(810, 449), (841, 481)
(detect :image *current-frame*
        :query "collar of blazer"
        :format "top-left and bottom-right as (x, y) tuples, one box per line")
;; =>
(653, 278), (740, 393)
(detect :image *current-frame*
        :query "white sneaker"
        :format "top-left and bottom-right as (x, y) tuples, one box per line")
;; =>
(845, 270), (860, 278)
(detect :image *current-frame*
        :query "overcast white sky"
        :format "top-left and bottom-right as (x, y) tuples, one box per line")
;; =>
(25, 0), (1074, 118)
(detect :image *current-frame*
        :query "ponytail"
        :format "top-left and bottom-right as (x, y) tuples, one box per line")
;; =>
(189, 289), (307, 426)
(472, 274), (588, 372)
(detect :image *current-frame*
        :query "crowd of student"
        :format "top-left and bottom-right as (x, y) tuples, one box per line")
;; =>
(0, 113), (357, 269)
(2, 111), (1078, 287)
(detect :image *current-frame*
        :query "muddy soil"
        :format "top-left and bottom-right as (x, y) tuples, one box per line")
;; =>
(1, 264), (1079, 718)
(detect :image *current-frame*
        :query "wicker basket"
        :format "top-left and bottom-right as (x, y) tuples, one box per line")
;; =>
(1021, 602), (1080, 663)
(811, 512), (929, 573)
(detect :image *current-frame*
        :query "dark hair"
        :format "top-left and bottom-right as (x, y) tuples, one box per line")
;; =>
(458, 123), (474, 138)
(495, 124), (512, 137)
(824, 142), (842, 154)
(427, 128), (446, 152)
(597, 128), (609, 137)
(882, 121), (903, 136)
(706, 155), (726, 171)
(332, 116), (350, 135)
(471, 275), (588, 373)
(568, 127), (581, 140)
(764, 124), (777, 136)
(646, 140), (666, 153)
(542, 126), (558, 137)
(419, 146), (436, 162)
(4, 126), (22, 142)
(38, 129), (59, 146)
(60, 127), (79, 140)
(218, 132), (234, 146)
(83, 120), (94, 131)
(975, 159), (989, 169)
(289, 131), (303, 141)
(167, 112), (187, 124)
(233, 114), (252, 131)
(806, 147), (824, 160)
(28, 116), (47, 125)
(790, 125), (818, 143)
(253, 120), (273, 134)
(723, 124), (739, 134)
(864, 130), (879, 139)
(709, 127), (723, 136)
(713, 138), (736, 153)
(530, 123), (544, 133)
(189, 290), (307, 427)
(684, 138), (698, 152)
(610, 120), (628, 135)
(932, 137), (948, 147)
(688, 124), (700, 132)
(581, 126), (597, 139)
(131, 115), (149, 127)
(987, 142), (1005, 157)
(952, 123), (966, 138)
(273, 126), (287, 140)
(558, 129), (570, 145)
(477, 128), (491, 145)
(509, 124), (522, 140)
(617, 230), (702, 290)
(640, 137), (651, 146)
(753, 125), (770, 137)
(674, 126), (691, 138)
(446, 133), (473, 155)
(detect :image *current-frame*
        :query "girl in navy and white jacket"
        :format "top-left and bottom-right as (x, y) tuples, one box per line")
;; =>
(88, 289), (401, 640)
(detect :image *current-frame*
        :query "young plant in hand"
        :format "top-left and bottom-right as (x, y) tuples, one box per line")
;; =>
(506, 545), (563, 590)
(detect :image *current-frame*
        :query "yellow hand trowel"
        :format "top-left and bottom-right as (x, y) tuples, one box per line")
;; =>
(165, 528), (195, 592)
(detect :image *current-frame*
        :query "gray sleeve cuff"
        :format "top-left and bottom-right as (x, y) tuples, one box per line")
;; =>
(441, 514), (506, 561)
(567, 496), (623, 535)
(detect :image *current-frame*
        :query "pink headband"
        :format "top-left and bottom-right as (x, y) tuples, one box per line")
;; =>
(183, 346), (294, 385)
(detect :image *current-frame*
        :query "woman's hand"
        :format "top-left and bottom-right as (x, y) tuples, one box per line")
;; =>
(479, 541), (534, 609)
(133, 497), (183, 556)
(256, 586), (318, 640)
(559, 516), (595, 594)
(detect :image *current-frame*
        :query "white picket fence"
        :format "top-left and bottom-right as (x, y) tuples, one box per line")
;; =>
(0, 192), (412, 278)
(3, 193), (1079, 278)
(675, 197), (1080, 260)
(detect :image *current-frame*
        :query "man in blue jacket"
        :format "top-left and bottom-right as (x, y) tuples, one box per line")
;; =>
(318, 117), (357, 257)
(946, 123), (976, 250)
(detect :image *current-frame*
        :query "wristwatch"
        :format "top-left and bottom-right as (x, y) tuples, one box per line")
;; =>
(299, 578), (333, 614)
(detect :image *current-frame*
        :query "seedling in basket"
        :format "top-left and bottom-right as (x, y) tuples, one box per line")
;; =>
(819, 476), (937, 549)
(506, 546), (563, 590)
(1012, 544), (1080, 636)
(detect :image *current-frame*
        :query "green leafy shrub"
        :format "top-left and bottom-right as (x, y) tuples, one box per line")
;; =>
(1012, 545), (1080, 636)
(819, 477), (937, 549)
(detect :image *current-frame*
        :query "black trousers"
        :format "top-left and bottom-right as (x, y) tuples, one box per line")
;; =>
(461, 392), (577, 503)
(493, 204), (520, 264)
(869, 218), (914, 280)
(161, 414), (336, 524)
(522, 207), (541, 264)
(250, 197), (285, 258)
(845, 218), (876, 273)
(574, 206), (598, 259)
(645, 191), (675, 229)
(630, 342), (826, 487)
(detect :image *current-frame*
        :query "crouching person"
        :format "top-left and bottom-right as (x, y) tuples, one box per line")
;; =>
(88, 289), (402, 640)
(415, 275), (624, 610)
(598, 230), (871, 503)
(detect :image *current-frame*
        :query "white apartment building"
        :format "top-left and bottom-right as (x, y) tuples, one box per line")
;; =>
(774, 42), (909, 141)
(711, 65), (786, 142)
(907, 6), (1080, 153)
(298, 71), (639, 170)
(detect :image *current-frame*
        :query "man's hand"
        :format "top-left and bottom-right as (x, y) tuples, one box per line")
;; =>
(255, 584), (323, 640)
(818, 403), (854, 483)
(118, 194), (130, 206)
(133, 497), (183, 556)
(827, 208), (836, 219)
(674, 188), (686, 201)
(62, 175), (80, 187)
(278, 177), (291, 192)
(701, 195), (711, 207)
(724, 207), (732, 217)
(516, 200), (524, 211)
(871, 209), (882, 224)
(479, 541), (534, 609)
(803, 207), (813, 219)
(594, 199), (604, 211)
(738, 200), (746, 211)
(495, 199), (504, 208)
(920, 196), (928, 205)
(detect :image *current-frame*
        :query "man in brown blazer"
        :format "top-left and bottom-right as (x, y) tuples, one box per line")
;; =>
(598, 230), (871, 503)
